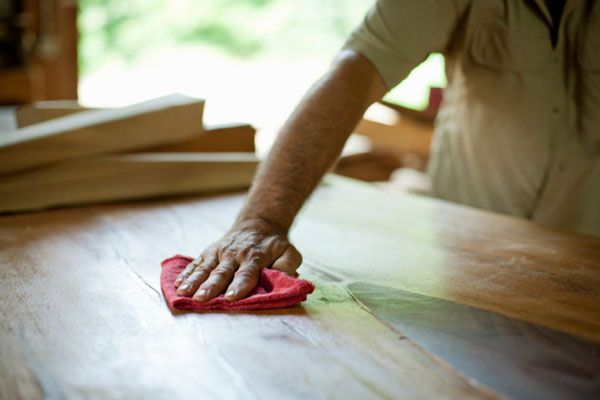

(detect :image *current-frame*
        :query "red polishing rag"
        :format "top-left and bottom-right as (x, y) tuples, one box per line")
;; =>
(161, 255), (315, 311)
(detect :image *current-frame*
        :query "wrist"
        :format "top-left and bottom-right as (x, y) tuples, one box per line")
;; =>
(232, 216), (289, 236)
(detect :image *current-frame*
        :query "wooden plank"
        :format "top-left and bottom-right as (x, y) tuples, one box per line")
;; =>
(14, 105), (254, 152)
(150, 123), (256, 153)
(355, 115), (433, 157)
(0, 183), (496, 399)
(15, 101), (92, 128)
(0, 152), (258, 213)
(294, 176), (600, 342)
(0, 94), (205, 174)
(1, 176), (597, 398)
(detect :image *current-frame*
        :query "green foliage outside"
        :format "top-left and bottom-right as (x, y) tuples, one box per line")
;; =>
(78, 0), (373, 75)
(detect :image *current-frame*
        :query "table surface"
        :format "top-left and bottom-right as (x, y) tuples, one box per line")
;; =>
(1, 175), (599, 399)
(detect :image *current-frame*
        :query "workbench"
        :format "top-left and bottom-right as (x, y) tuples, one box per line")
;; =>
(1, 176), (599, 399)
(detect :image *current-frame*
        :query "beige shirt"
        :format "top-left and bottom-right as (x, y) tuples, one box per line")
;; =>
(344, 0), (600, 237)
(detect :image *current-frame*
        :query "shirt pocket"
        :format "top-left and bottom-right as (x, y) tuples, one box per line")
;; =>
(577, 14), (600, 144)
(466, 21), (550, 72)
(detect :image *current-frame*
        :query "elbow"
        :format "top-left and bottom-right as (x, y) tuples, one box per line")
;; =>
(331, 49), (388, 104)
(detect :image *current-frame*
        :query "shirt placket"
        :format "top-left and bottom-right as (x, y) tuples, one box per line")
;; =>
(549, 43), (567, 174)
(529, 8), (568, 216)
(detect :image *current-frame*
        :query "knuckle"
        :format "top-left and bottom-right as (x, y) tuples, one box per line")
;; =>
(200, 252), (217, 264)
(236, 269), (258, 281)
(245, 249), (264, 263)
(176, 270), (188, 280)
(200, 257), (216, 267)
(194, 269), (210, 280)
(247, 231), (265, 243)
(199, 261), (215, 272)
(185, 266), (197, 275)
(220, 247), (236, 259)
(197, 265), (212, 274)
(191, 257), (203, 266)
(186, 273), (201, 284)
(211, 268), (231, 279)
(201, 246), (217, 257)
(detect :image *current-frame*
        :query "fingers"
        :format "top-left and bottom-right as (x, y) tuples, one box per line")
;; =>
(192, 259), (237, 302)
(176, 252), (218, 296)
(174, 257), (201, 288)
(271, 245), (302, 276)
(178, 235), (302, 303)
(224, 260), (261, 302)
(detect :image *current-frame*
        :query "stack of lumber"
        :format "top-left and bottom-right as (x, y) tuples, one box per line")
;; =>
(0, 94), (259, 213)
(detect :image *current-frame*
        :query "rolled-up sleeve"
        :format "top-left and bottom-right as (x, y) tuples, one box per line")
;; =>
(343, 0), (470, 89)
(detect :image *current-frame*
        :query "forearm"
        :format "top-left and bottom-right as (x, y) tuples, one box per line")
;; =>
(234, 50), (387, 233)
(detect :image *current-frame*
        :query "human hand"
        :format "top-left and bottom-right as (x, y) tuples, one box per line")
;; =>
(174, 219), (302, 302)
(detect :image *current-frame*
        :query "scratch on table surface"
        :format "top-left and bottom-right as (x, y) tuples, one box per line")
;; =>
(11, 323), (67, 400)
(114, 249), (162, 301)
(179, 314), (260, 398)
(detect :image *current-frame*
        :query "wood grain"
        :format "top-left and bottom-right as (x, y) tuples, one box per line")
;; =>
(348, 282), (600, 400)
(293, 176), (600, 342)
(0, 181), (498, 399)
(1, 175), (597, 398)
(0, 152), (258, 213)
(0, 94), (204, 174)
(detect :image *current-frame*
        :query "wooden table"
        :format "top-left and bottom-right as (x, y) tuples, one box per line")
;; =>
(1, 176), (598, 399)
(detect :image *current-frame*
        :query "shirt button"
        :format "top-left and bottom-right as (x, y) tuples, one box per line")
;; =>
(552, 54), (559, 63)
(557, 163), (566, 172)
(552, 107), (560, 115)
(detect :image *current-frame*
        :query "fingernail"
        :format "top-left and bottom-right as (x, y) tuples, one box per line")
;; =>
(193, 289), (207, 301)
(225, 290), (235, 299)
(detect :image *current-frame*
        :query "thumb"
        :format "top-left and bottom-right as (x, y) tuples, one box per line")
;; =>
(270, 245), (302, 276)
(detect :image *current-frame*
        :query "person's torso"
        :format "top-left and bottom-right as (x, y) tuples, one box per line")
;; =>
(429, 0), (600, 236)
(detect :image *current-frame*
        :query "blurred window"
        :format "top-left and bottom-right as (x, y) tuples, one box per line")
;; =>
(78, 0), (445, 125)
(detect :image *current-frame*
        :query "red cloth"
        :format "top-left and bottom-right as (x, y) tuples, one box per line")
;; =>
(161, 255), (315, 311)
